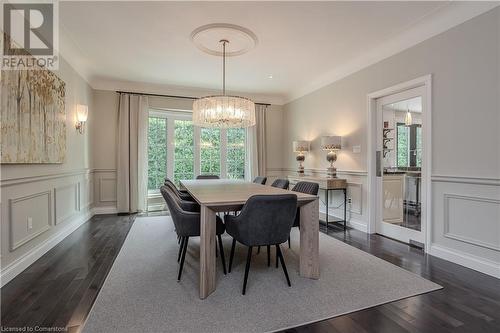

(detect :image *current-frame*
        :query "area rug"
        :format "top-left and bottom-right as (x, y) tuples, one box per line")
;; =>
(83, 216), (441, 333)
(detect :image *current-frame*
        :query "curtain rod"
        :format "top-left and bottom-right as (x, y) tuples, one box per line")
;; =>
(116, 91), (271, 106)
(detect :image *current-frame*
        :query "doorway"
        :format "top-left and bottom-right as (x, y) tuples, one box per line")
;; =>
(367, 76), (431, 250)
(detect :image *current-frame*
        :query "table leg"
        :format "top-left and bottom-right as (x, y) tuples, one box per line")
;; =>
(299, 198), (319, 279)
(200, 205), (216, 299)
(325, 189), (329, 232)
(344, 188), (347, 231)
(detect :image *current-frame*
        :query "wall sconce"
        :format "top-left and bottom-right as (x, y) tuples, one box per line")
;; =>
(292, 140), (310, 175)
(321, 136), (341, 178)
(76, 104), (88, 134)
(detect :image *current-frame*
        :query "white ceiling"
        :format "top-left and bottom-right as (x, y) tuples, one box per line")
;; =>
(59, 1), (498, 104)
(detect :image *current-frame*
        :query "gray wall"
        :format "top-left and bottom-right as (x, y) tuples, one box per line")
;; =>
(1, 57), (94, 285)
(282, 8), (500, 277)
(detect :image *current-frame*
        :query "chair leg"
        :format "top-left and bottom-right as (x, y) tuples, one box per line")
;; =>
(217, 234), (227, 275)
(267, 245), (271, 267)
(228, 238), (236, 273)
(276, 244), (291, 287)
(242, 246), (253, 295)
(177, 236), (189, 281)
(288, 236), (291, 249)
(177, 236), (185, 262)
(276, 245), (279, 268)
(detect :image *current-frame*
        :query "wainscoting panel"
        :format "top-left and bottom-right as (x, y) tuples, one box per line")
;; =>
(9, 191), (52, 251)
(431, 177), (500, 278)
(55, 183), (80, 225)
(93, 169), (117, 210)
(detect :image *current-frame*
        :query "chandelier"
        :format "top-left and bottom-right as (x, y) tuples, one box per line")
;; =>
(192, 40), (256, 128)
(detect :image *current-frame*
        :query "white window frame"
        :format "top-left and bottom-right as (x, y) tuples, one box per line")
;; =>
(147, 108), (246, 196)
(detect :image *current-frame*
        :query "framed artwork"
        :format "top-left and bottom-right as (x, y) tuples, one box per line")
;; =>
(1, 68), (66, 163)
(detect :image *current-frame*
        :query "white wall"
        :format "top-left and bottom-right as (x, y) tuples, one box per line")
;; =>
(90, 90), (285, 206)
(1, 57), (94, 285)
(282, 8), (500, 277)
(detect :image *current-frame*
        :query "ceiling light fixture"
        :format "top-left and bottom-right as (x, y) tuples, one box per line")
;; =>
(405, 109), (413, 126)
(192, 39), (255, 128)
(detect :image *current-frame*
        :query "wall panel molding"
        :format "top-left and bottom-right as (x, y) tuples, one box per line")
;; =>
(99, 178), (117, 203)
(1, 169), (91, 187)
(432, 175), (500, 186)
(54, 182), (80, 225)
(9, 191), (52, 251)
(443, 193), (500, 251)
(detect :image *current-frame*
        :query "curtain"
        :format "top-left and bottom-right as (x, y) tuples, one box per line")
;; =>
(245, 104), (267, 181)
(116, 94), (149, 213)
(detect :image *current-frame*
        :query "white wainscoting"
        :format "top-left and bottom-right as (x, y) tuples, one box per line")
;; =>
(430, 175), (500, 278)
(0, 169), (117, 287)
(278, 168), (369, 232)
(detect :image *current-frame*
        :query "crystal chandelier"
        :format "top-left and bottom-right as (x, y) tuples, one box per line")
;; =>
(192, 40), (256, 128)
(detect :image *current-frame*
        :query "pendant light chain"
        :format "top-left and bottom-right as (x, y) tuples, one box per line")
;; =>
(221, 39), (227, 96)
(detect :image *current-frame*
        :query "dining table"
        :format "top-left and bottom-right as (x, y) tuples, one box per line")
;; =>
(180, 179), (320, 299)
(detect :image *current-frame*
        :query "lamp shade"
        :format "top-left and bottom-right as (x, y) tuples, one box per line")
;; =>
(293, 140), (310, 153)
(321, 136), (341, 151)
(76, 104), (88, 122)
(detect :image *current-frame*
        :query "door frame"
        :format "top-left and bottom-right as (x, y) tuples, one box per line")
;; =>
(366, 75), (432, 252)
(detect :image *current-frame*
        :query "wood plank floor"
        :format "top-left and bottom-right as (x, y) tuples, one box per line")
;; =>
(1, 214), (499, 333)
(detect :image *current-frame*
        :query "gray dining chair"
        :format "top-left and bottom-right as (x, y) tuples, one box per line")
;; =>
(160, 186), (227, 280)
(196, 175), (220, 179)
(288, 181), (319, 248)
(225, 194), (297, 295)
(252, 176), (267, 185)
(164, 178), (196, 202)
(271, 178), (289, 190)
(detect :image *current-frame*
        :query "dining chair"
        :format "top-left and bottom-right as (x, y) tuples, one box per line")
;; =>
(160, 186), (227, 280)
(252, 176), (267, 185)
(271, 178), (289, 190)
(289, 181), (319, 248)
(196, 175), (220, 179)
(164, 178), (196, 202)
(225, 194), (297, 295)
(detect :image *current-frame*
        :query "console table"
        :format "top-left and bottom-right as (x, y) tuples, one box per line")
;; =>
(288, 175), (348, 231)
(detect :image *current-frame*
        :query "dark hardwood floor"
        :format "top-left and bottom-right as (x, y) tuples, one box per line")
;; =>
(2, 214), (499, 333)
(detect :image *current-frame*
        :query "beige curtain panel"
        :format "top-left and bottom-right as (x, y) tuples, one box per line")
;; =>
(116, 93), (149, 213)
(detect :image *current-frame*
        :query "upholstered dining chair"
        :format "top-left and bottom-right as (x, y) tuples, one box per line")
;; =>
(289, 181), (319, 248)
(271, 178), (289, 190)
(164, 178), (196, 202)
(225, 194), (297, 295)
(196, 175), (220, 180)
(252, 176), (267, 185)
(160, 186), (227, 280)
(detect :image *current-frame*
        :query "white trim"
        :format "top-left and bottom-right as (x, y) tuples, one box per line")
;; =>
(281, 167), (368, 177)
(92, 206), (118, 215)
(429, 244), (500, 279)
(366, 75), (432, 253)
(1, 209), (93, 287)
(432, 175), (500, 186)
(0, 169), (91, 187)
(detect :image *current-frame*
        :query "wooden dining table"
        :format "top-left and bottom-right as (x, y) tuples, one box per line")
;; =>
(180, 179), (320, 299)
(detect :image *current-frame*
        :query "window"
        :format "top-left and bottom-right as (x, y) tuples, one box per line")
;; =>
(227, 128), (245, 179)
(146, 110), (246, 193)
(200, 128), (221, 177)
(396, 123), (422, 168)
(396, 123), (409, 168)
(147, 117), (167, 191)
(173, 120), (194, 186)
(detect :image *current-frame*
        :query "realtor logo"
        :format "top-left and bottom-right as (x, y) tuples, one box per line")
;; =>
(2, 0), (59, 69)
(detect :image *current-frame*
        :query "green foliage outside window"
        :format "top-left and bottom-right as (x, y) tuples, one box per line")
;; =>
(147, 117), (167, 191)
(174, 120), (194, 185)
(227, 128), (245, 179)
(200, 128), (221, 176)
(396, 124), (409, 167)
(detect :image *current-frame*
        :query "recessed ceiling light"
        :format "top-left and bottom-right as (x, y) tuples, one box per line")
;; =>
(268, 74), (273, 79)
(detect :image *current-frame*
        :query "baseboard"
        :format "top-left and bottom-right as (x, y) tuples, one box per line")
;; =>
(429, 244), (500, 279)
(92, 206), (118, 215)
(1, 209), (94, 287)
(319, 210), (368, 233)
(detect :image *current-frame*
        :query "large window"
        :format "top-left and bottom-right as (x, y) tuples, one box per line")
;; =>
(147, 110), (246, 193)
(396, 123), (422, 168)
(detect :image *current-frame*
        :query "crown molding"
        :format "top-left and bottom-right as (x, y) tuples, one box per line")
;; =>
(284, 2), (500, 104)
(90, 77), (286, 105)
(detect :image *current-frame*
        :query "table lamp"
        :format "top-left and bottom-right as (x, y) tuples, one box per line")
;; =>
(293, 140), (310, 175)
(321, 136), (341, 178)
